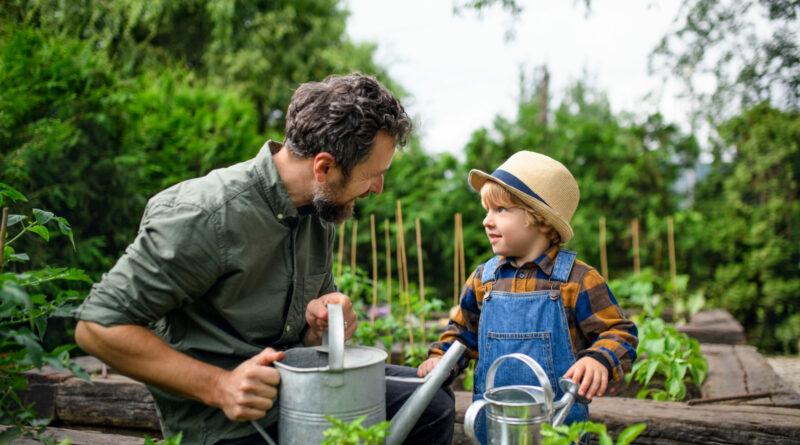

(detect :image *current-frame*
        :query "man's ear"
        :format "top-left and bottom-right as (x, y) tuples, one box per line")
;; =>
(312, 152), (337, 182)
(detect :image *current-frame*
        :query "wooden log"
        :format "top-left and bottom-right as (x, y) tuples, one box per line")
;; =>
(677, 309), (746, 345)
(55, 374), (160, 431)
(1, 426), (148, 445)
(453, 391), (800, 445)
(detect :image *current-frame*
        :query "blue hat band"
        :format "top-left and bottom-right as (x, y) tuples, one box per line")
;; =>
(490, 169), (550, 207)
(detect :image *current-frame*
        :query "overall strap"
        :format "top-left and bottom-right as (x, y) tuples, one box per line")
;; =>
(480, 256), (502, 284)
(550, 249), (577, 283)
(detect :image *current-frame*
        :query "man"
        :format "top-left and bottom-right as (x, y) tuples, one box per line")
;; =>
(75, 73), (455, 445)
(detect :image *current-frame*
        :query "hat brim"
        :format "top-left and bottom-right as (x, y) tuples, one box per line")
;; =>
(468, 169), (574, 243)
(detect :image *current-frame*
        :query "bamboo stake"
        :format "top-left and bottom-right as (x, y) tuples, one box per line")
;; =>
(0, 208), (9, 270)
(395, 218), (405, 304)
(336, 223), (344, 279)
(384, 219), (392, 312)
(395, 200), (414, 350)
(350, 219), (358, 272)
(599, 216), (608, 280)
(667, 216), (677, 299)
(453, 214), (460, 307)
(415, 218), (426, 343)
(457, 213), (466, 288)
(370, 215), (378, 326)
(632, 218), (640, 276)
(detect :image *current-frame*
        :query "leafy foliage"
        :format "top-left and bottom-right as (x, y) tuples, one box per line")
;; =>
(540, 421), (646, 445)
(322, 415), (389, 445)
(0, 184), (91, 442)
(628, 317), (708, 401)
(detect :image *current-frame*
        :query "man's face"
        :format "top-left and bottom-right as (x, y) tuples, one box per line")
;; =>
(312, 132), (395, 223)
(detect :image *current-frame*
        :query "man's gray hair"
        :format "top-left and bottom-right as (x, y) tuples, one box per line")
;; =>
(284, 73), (411, 177)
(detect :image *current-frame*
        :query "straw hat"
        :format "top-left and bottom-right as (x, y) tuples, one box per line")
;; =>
(469, 151), (580, 242)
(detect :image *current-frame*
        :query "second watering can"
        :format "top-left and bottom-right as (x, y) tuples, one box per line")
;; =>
(464, 353), (587, 445)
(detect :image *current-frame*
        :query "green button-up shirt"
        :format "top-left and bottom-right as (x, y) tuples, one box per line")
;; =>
(76, 141), (336, 444)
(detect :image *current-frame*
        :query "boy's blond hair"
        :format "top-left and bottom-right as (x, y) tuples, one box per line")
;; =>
(480, 181), (562, 245)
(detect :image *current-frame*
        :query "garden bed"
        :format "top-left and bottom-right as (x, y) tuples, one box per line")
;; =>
(16, 310), (800, 444)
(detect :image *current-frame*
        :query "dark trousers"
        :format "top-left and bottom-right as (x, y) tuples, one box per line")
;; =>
(217, 364), (455, 445)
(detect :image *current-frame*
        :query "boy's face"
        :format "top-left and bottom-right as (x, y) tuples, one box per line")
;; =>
(482, 202), (544, 258)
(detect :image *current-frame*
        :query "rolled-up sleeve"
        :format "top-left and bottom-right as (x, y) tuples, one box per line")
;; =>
(76, 201), (222, 326)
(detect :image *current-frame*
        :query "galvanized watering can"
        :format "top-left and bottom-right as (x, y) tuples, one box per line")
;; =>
(261, 304), (465, 445)
(464, 353), (585, 445)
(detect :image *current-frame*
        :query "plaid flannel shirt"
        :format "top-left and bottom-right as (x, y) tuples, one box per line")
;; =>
(430, 245), (638, 382)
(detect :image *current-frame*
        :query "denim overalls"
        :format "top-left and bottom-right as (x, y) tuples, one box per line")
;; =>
(472, 249), (589, 444)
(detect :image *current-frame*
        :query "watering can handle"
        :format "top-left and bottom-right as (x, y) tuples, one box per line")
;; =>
(321, 303), (345, 372)
(485, 353), (554, 416)
(463, 399), (488, 445)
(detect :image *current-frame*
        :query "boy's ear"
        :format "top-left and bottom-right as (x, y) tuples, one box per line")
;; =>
(312, 152), (337, 182)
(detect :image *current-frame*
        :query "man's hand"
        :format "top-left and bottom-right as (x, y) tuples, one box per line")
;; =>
(214, 348), (284, 421)
(563, 356), (608, 401)
(303, 292), (357, 345)
(416, 356), (441, 378)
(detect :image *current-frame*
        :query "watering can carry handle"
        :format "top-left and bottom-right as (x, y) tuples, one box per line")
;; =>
(485, 353), (555, 416)
(321, 303), (345, 372)
(463, 399), (488, 445)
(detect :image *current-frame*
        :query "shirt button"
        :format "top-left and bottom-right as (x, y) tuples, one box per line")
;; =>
(277, 213), (284, 220)
(518, 271), (526, 279)
(285, 325), (291, 333)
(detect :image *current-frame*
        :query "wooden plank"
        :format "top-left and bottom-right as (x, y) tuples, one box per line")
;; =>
(699, 344), (800, 408)
(2, 426), (148, 445)
(453, 391), (800, 445)
(678, 309), (746, 345)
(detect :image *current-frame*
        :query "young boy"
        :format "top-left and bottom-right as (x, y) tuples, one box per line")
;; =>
(418, 151), (638, 439)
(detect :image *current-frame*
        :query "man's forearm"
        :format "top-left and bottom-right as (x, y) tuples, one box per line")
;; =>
(75, 321), (225, 408)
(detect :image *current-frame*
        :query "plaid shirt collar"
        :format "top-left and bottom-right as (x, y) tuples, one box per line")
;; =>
(497, 244), (561, 276)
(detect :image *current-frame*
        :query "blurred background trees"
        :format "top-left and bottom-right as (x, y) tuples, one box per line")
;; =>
(0, 0), (797, 354)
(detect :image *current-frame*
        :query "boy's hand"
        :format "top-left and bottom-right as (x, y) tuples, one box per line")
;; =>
(563, 356), (608, 401)
(417, 356), (441, 377)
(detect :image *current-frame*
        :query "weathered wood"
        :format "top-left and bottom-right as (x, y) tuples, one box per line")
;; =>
(678, 309), (746, 345)
(453, 391), (800, 445)
(3, 426), (149, 445)
(700, 344), (800, 408)
(55, 374), (160, 431)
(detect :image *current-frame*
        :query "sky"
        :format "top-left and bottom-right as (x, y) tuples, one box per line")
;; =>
(346, 0), (687, 156)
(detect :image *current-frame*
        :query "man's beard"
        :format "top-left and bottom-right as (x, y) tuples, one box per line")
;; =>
(312, 180), (355, 224)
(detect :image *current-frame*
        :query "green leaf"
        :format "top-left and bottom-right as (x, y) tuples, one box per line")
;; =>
(643, 359), (660, 385)
(34, 317), (47, 340)
(616, 423), (647, 445)
(32, 209), (55, 226)
(28, 225), (50, 241)
(0, 183), (27, 205)
(7, 214), (26, 227)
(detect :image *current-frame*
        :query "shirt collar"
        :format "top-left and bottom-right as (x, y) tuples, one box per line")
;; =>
(499, 244), (561, 276)
(254, 140), (300, 224)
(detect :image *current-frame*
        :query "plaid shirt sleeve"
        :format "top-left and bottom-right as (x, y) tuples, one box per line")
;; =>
(574, 268), (639, 382)
(428, 266), (484, 371)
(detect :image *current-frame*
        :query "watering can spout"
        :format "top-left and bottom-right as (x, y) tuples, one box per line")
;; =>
(384, 341), (466, 445)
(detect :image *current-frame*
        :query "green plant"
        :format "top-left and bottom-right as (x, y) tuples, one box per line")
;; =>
(540, 421), (646, 445)
(322, 415), (389, 445)
(627, 317), (708, 401)
(144, 432), (183, 445)
(0, 183), (91, 443)
(462, 359), (476, 391)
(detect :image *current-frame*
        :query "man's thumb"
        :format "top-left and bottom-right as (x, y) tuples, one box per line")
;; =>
(253, 348), (285, 366)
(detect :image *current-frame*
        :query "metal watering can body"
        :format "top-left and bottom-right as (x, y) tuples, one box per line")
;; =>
(464, 353), (583, 445)
(271, 304), (465, 445)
